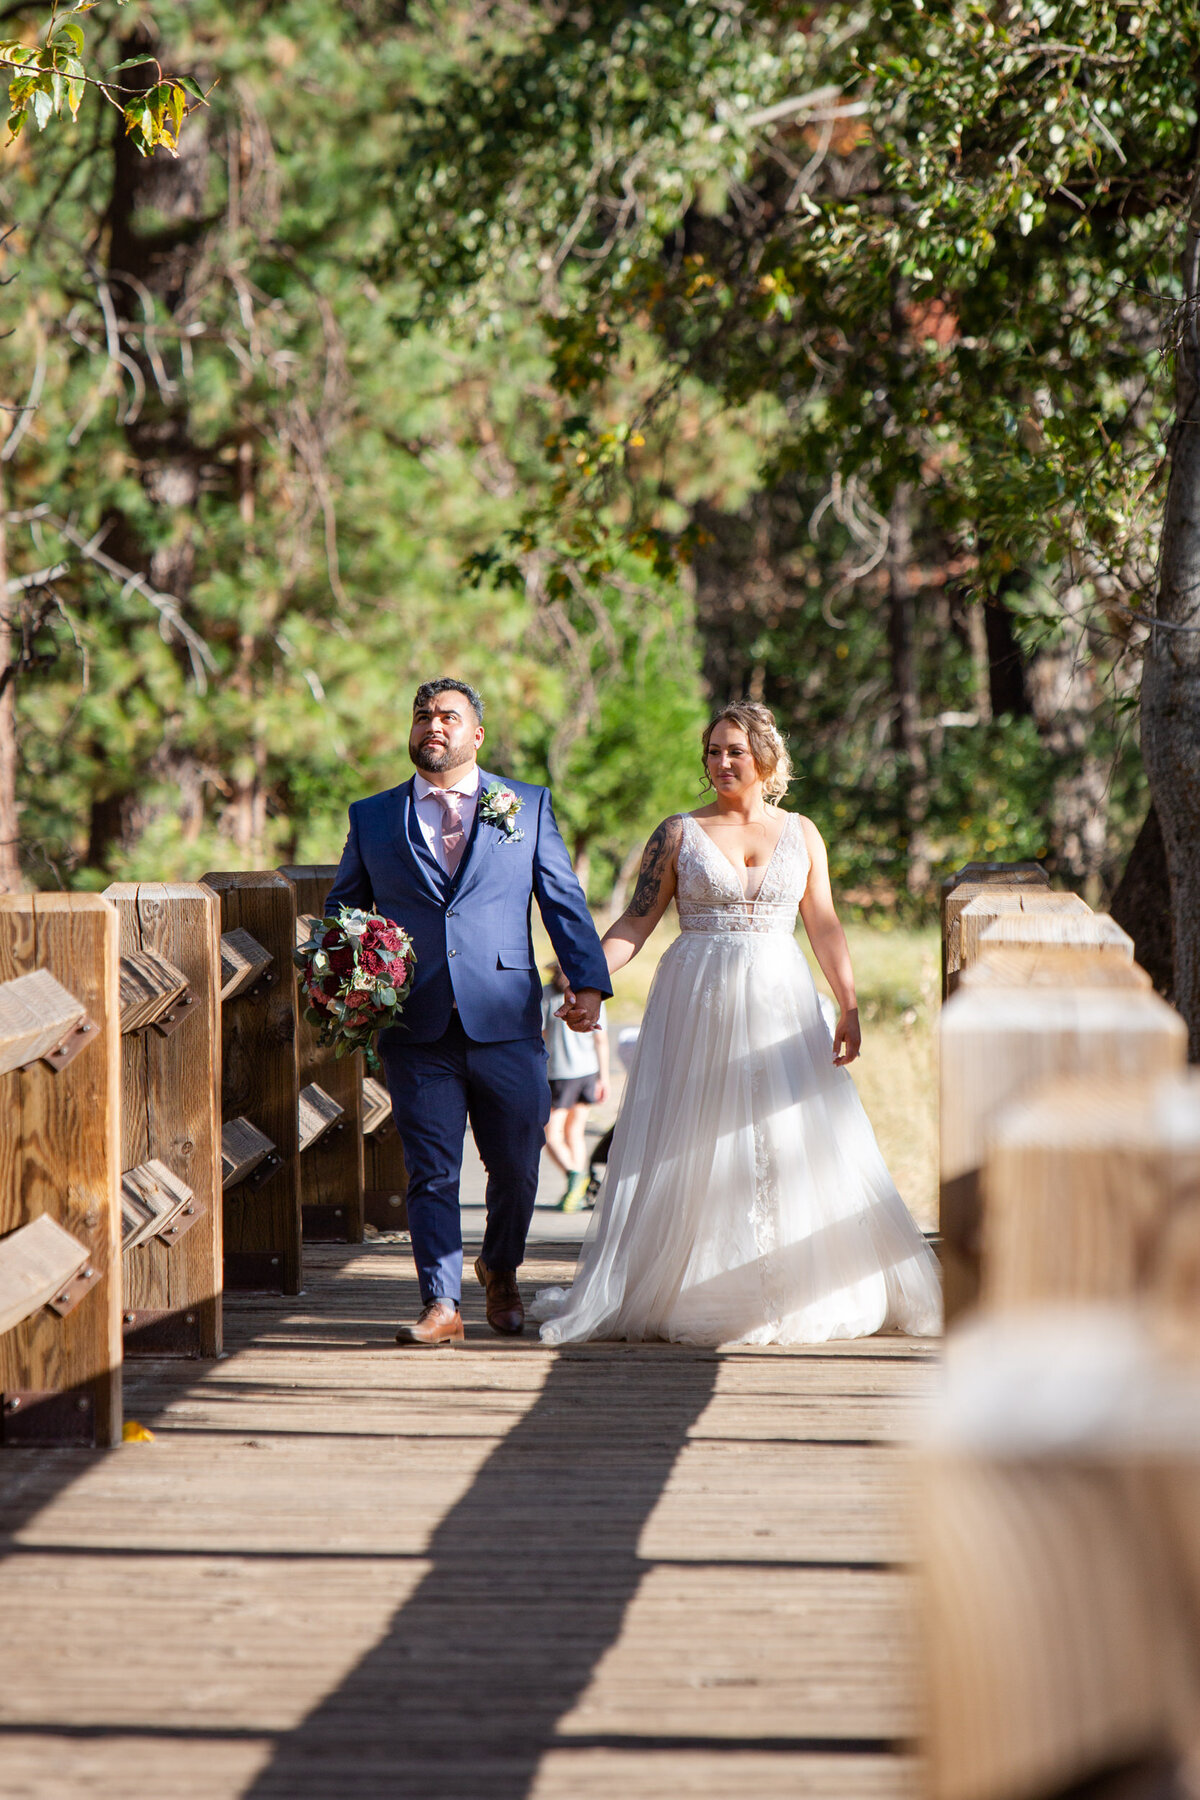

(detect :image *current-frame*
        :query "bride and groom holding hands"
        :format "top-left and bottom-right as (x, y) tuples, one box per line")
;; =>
(325, 676), (941, 1348)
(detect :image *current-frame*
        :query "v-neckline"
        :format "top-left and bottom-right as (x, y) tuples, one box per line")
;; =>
(688, 811), (791, 902)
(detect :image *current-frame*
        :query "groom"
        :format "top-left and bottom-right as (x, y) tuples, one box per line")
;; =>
(324, 678), (610, 1345)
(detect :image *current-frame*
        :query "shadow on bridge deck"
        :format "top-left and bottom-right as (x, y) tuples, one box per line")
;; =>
(0, 1240), (926, 1799)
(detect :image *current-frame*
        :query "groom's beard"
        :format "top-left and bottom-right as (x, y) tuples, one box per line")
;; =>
(410, 735), (470, 774)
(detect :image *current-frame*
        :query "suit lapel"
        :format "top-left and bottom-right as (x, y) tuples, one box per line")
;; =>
(393, 780), (445, 900)
(449, 769), (501, 902)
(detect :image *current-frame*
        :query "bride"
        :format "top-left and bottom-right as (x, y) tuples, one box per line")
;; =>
(534, 701), (942, 1347)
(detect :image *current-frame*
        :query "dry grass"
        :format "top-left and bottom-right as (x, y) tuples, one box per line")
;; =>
(537, 916), (940, 1231)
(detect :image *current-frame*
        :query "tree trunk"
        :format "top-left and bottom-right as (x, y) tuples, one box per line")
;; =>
(1142, 155), (1200, 1060)
(887, 484), (932, 896)
(0, 463), (19, 892)
(1026, 585), (1107, 901)
(86, 25), (210, 875)
(984, 590), (1032, 719)
(1110, 803), (1174, 999)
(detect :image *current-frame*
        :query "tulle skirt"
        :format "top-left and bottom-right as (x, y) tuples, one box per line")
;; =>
(533, 928), (942, 1347)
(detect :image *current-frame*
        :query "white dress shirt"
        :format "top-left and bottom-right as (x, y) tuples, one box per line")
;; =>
(412, 766), (482, 873)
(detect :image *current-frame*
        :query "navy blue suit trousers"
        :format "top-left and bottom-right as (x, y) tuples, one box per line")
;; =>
(381, 1018), (551, 1303)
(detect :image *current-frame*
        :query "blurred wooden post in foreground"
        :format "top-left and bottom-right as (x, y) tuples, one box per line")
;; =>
(940, 863), (1048, 998)
(202, 872), (302, 1295)
(983, 1073), (1200, 1316)
(955, 890), (1091, 989)
(104, 883), (223, 1357)
(939, 984), (1187, 1323)
(278, 865), (364, 1245)
(978, 908), (1134, 965)
(0, 895), (122, 1446)
(960, 947), (1151, 992)
(920, 1314), (1199, 1800)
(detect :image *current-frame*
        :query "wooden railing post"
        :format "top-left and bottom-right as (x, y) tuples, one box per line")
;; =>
(103, 882), (222, 1356)
(981, 1071), (1200, 1317)
(940, 862), (1048, 998)
(939, 985), (1188, 1322)
(960, 946), (1151, 992)
(919, 1332), (1193, 1800)
(0, 894), (122, 1446)
(202, 871), (302, 1295)
(976, 909), (1134, 966)
(362, 1098), (409, 1235)
(278, 865), (364, 1244)
(952, 890), (1091, 993)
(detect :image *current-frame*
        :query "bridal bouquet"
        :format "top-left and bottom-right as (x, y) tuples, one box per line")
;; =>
(294, 906), (416, 1073)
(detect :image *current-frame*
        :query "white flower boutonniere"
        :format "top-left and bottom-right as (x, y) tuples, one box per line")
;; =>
(479, 782), (525, 842)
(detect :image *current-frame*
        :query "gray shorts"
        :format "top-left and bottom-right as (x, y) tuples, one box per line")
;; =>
(549, 1074), (597, 1109)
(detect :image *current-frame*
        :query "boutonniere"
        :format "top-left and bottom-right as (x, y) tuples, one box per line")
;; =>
(479, 783), (525, 841)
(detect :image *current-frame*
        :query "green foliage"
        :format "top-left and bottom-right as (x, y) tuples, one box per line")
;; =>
(374, 0), (1194, 901)
(2, 1), (705, 902)
(7, 0), (1184, 912)
(3, 2), (210, 153)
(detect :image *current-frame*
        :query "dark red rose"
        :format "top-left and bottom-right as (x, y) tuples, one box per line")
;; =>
(361, 923), (381, 949)
(321, 975), (340, 997)
(329, 947), (354, 976)
(359, 948), (385, 976)
(321, 928), (342, 949)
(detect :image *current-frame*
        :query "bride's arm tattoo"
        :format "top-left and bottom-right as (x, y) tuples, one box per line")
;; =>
(628, 816), (682, 917)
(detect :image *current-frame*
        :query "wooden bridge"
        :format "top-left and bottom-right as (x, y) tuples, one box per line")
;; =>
(0, 1241), (934, 1799)
(2, 861), (1200, 1800)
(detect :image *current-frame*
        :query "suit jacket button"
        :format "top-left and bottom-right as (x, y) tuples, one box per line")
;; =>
(448, 948), (457, 957)
(446, 908), (455, 917)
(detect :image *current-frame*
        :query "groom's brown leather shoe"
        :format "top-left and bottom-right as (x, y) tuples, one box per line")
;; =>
(474, 1257), (524, 1335)
(395, 1300), (464, 1347)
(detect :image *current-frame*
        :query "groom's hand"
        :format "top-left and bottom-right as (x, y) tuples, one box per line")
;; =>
(556, 986), (602, 1032)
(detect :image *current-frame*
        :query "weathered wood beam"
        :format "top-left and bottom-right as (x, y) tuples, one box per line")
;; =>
(106, 881), (223, 1360)
(298, 1083), (343, 1153)
(956, 891), (1092, 990)
(983, 1072), (1200, 1314)
(939, 985), (1188, 1322)
(0, 893), (123, 1446)
(0, 1216), (90, 1336)
(120, 1160), (195, 1254)
(0, 969), (86, 1075)
(218, 928), (273, 1002)
(960, 947), (1151, 991)
(220, 1118), (276, 1193)
(978, 909), (1133, 961)
(279, 866), (365, 1246)
(205, 870), (302, 1294)
(361, 1076), (392, 1136)
(118, 947), (190, 1035)
(940, 863), (1049, 998)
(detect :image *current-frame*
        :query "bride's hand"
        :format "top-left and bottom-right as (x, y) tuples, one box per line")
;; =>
(832, 1008), (860, 1067)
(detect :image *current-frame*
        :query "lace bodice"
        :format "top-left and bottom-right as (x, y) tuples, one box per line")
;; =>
(676, 812), (809, 934)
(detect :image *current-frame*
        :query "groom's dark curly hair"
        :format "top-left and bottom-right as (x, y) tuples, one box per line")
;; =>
(412, 677), (484, 723)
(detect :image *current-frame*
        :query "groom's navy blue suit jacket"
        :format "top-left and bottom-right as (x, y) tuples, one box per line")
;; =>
(323, 770), (611, 1044)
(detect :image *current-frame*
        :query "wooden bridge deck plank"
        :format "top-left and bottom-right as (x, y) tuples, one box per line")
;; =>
(0, 1241), (932, 1800)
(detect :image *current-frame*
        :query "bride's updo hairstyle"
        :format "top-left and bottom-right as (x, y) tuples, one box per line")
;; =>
(702, 701), (794, 802)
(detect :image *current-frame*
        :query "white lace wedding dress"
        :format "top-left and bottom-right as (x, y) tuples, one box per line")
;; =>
(532, 812), (942, 1346)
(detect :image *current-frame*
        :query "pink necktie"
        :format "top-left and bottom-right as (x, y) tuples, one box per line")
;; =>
(435, 789), (466, 875)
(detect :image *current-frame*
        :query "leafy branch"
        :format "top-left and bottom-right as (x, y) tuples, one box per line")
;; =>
(2, 0), (211, 155)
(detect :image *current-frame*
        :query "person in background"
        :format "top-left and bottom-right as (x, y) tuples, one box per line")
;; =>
(541, 962), (609, 1212)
